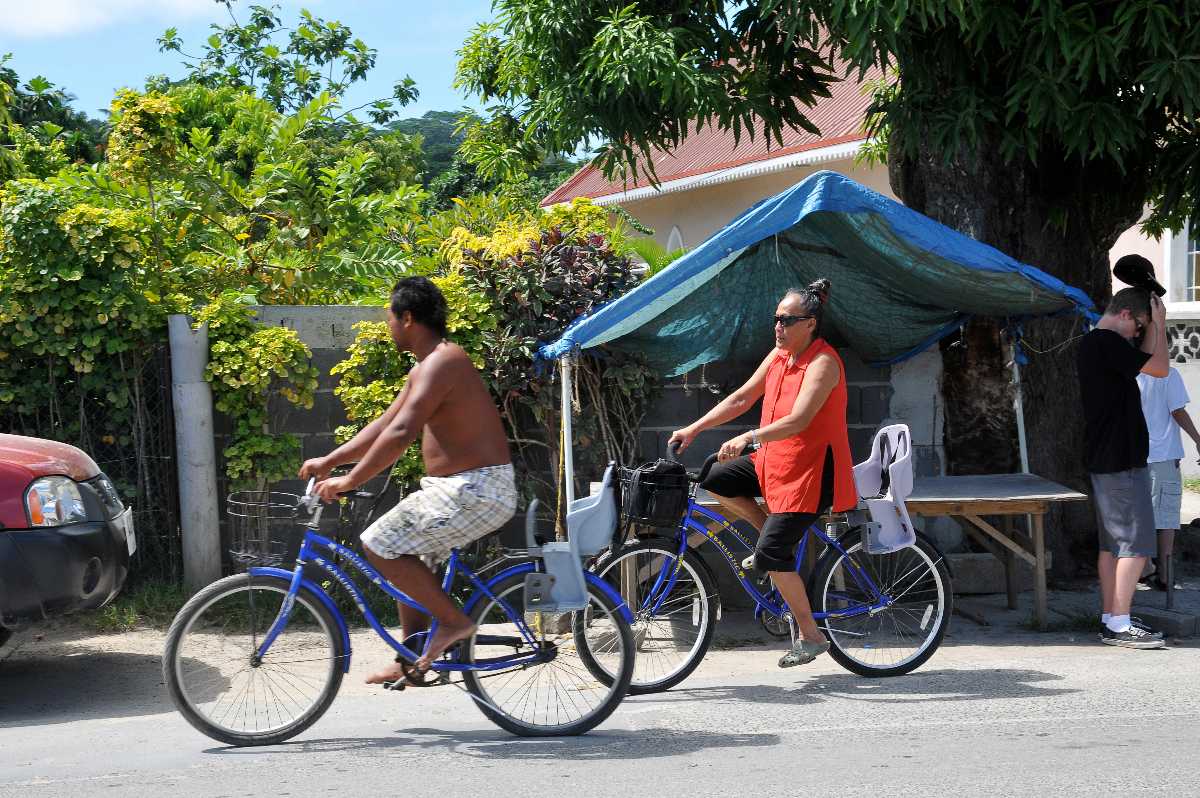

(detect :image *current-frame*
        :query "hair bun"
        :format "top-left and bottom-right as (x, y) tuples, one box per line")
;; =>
(808, 278), (831, 304)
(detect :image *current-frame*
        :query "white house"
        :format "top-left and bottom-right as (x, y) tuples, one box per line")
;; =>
(542, 82), (1200, 477)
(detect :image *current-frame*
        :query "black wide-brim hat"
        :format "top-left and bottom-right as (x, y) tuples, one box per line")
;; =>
(1113, 254), (1166, 297)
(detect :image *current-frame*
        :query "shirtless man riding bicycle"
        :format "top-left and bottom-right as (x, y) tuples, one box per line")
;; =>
(299, 276), (516, 683)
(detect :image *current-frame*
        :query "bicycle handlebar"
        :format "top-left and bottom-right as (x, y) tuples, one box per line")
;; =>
(669, 440), (754, 486)
(693, 454), (719, 485)
(300, 478), (320, 514)
(668, 440), (720, 485)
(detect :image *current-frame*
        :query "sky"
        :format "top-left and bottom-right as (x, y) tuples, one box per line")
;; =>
(0, 0), (497, 119)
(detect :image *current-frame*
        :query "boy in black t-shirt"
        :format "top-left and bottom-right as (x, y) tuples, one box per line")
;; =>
(1077, 285), (1169, 648)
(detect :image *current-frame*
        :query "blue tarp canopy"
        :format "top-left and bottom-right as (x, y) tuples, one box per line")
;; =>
(539, 170), (1097, 374)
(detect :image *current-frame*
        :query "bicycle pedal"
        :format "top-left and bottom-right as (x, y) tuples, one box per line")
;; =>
(382, 678), (407, 692)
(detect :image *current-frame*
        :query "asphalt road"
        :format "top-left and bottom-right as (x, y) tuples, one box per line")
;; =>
(2, 614), (1198, 798)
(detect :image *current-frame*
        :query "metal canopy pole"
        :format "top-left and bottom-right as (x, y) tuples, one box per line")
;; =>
(1011, 339), (1047, 622)
(560, 354), (576, 506)
(1011, 343), (1031, 474)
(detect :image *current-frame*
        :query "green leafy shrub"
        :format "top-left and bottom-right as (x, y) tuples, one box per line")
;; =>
(6, 124), (70, 179)
(0, 180), (178, 430)
(457, 216), (655, 498)
(107, 90), (180, 181)
(195, 296), (319, 485)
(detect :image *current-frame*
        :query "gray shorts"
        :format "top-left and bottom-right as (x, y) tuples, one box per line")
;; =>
(361, 464), (517, 561)
(1089, 468), (1156, 558)
(1149, 460), (1183, 530)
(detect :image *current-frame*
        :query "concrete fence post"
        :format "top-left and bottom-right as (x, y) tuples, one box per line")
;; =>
(168, 314), (221, 593)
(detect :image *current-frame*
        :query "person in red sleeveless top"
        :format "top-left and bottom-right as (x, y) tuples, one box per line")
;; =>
(669, 280), (857, 667)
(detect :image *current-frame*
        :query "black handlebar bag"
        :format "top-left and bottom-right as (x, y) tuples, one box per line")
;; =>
(617, 459), (690, 534)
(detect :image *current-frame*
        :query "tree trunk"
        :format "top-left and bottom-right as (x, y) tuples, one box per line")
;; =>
(889, 137), (1146, 576)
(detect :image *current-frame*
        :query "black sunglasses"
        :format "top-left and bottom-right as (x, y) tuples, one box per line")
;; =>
(774, 314), (814, 328)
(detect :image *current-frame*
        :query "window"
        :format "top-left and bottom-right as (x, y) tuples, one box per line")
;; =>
(1160, 219), (1199, 305)
(1189, 224), (1200, 301)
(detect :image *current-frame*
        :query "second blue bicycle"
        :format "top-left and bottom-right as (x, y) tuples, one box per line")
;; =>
(586, 453), (953, 693)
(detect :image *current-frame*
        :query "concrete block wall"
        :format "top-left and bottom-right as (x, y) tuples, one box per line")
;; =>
(257, 305), (386, 488)
(637, 348), (900, 468)
(213, 306), (387, 511)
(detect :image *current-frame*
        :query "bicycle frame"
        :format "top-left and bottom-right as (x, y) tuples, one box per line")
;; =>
(249, 528), (547, 674)
(637, 499), (891, 623)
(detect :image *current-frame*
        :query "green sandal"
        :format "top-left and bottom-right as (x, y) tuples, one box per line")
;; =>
(778, 639), (830, 668)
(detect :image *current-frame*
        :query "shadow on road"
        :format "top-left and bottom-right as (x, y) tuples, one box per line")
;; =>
(205, 726), (780, 760)
(0, 647), (172, 727)
(640, 667), (1076, 707)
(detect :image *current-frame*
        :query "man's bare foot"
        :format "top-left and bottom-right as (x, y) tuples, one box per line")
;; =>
(414, 621), (477, 671)
(365, 661), (407, 684)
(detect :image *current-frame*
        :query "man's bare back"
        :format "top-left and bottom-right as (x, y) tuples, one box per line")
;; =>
(410, 342), (510, 477)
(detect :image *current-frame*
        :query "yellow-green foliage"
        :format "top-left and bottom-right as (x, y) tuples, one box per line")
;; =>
(438, 196), (620, 267)
(333, 198), (656, 508)
(195, 296), (319, 484)
(1, 81), (429, 491)
(541, 197), (612, 240)
(439, 217), (540, 265)
(7, 125), (69, 179)
(0, 182), (181, 427)
(437, 269), (495, 364)
(106, 90), (180, 180)
(330, 320), (421, 481)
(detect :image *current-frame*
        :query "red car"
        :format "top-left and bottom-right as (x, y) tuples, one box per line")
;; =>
(0, 434), (135, 641)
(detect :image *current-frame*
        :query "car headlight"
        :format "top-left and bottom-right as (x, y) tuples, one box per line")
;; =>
(86, 473), (126, 520)
(26, 476), (89, 527)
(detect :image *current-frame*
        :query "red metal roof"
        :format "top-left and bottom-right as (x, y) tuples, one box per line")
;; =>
(542, 68), (879, 207)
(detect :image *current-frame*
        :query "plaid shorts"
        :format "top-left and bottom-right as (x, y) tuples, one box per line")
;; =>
(361, 464), (517, 561)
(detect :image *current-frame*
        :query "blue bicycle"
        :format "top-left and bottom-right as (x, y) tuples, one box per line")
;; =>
(586, 453), (952, 693)
(163, 482), (635, 745)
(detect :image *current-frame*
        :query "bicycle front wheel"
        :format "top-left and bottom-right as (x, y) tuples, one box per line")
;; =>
(163, 573), (346, 746)
(812, 531), (952, 677)
(588, 541), (718, 694)
(462, 571), (633, 736)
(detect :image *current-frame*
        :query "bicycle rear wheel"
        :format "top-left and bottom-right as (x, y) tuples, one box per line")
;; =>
(163, 573), (346, 746)
(587, 541), (718, 694)
(812, 531), (952, 677)
(462, 571), (633, 736)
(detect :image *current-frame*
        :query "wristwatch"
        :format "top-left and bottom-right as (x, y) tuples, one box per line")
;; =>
(749, 428), (760, 449)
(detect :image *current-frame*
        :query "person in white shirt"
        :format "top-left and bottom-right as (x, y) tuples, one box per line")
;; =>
(1136, 366), (1200, 590)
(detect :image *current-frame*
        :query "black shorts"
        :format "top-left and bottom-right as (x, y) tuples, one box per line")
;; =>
(700, 450), (835, 572)
(699, 453), (761, 499)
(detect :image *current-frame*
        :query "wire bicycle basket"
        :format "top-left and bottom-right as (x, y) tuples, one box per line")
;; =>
(226, 490), (304, 568)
